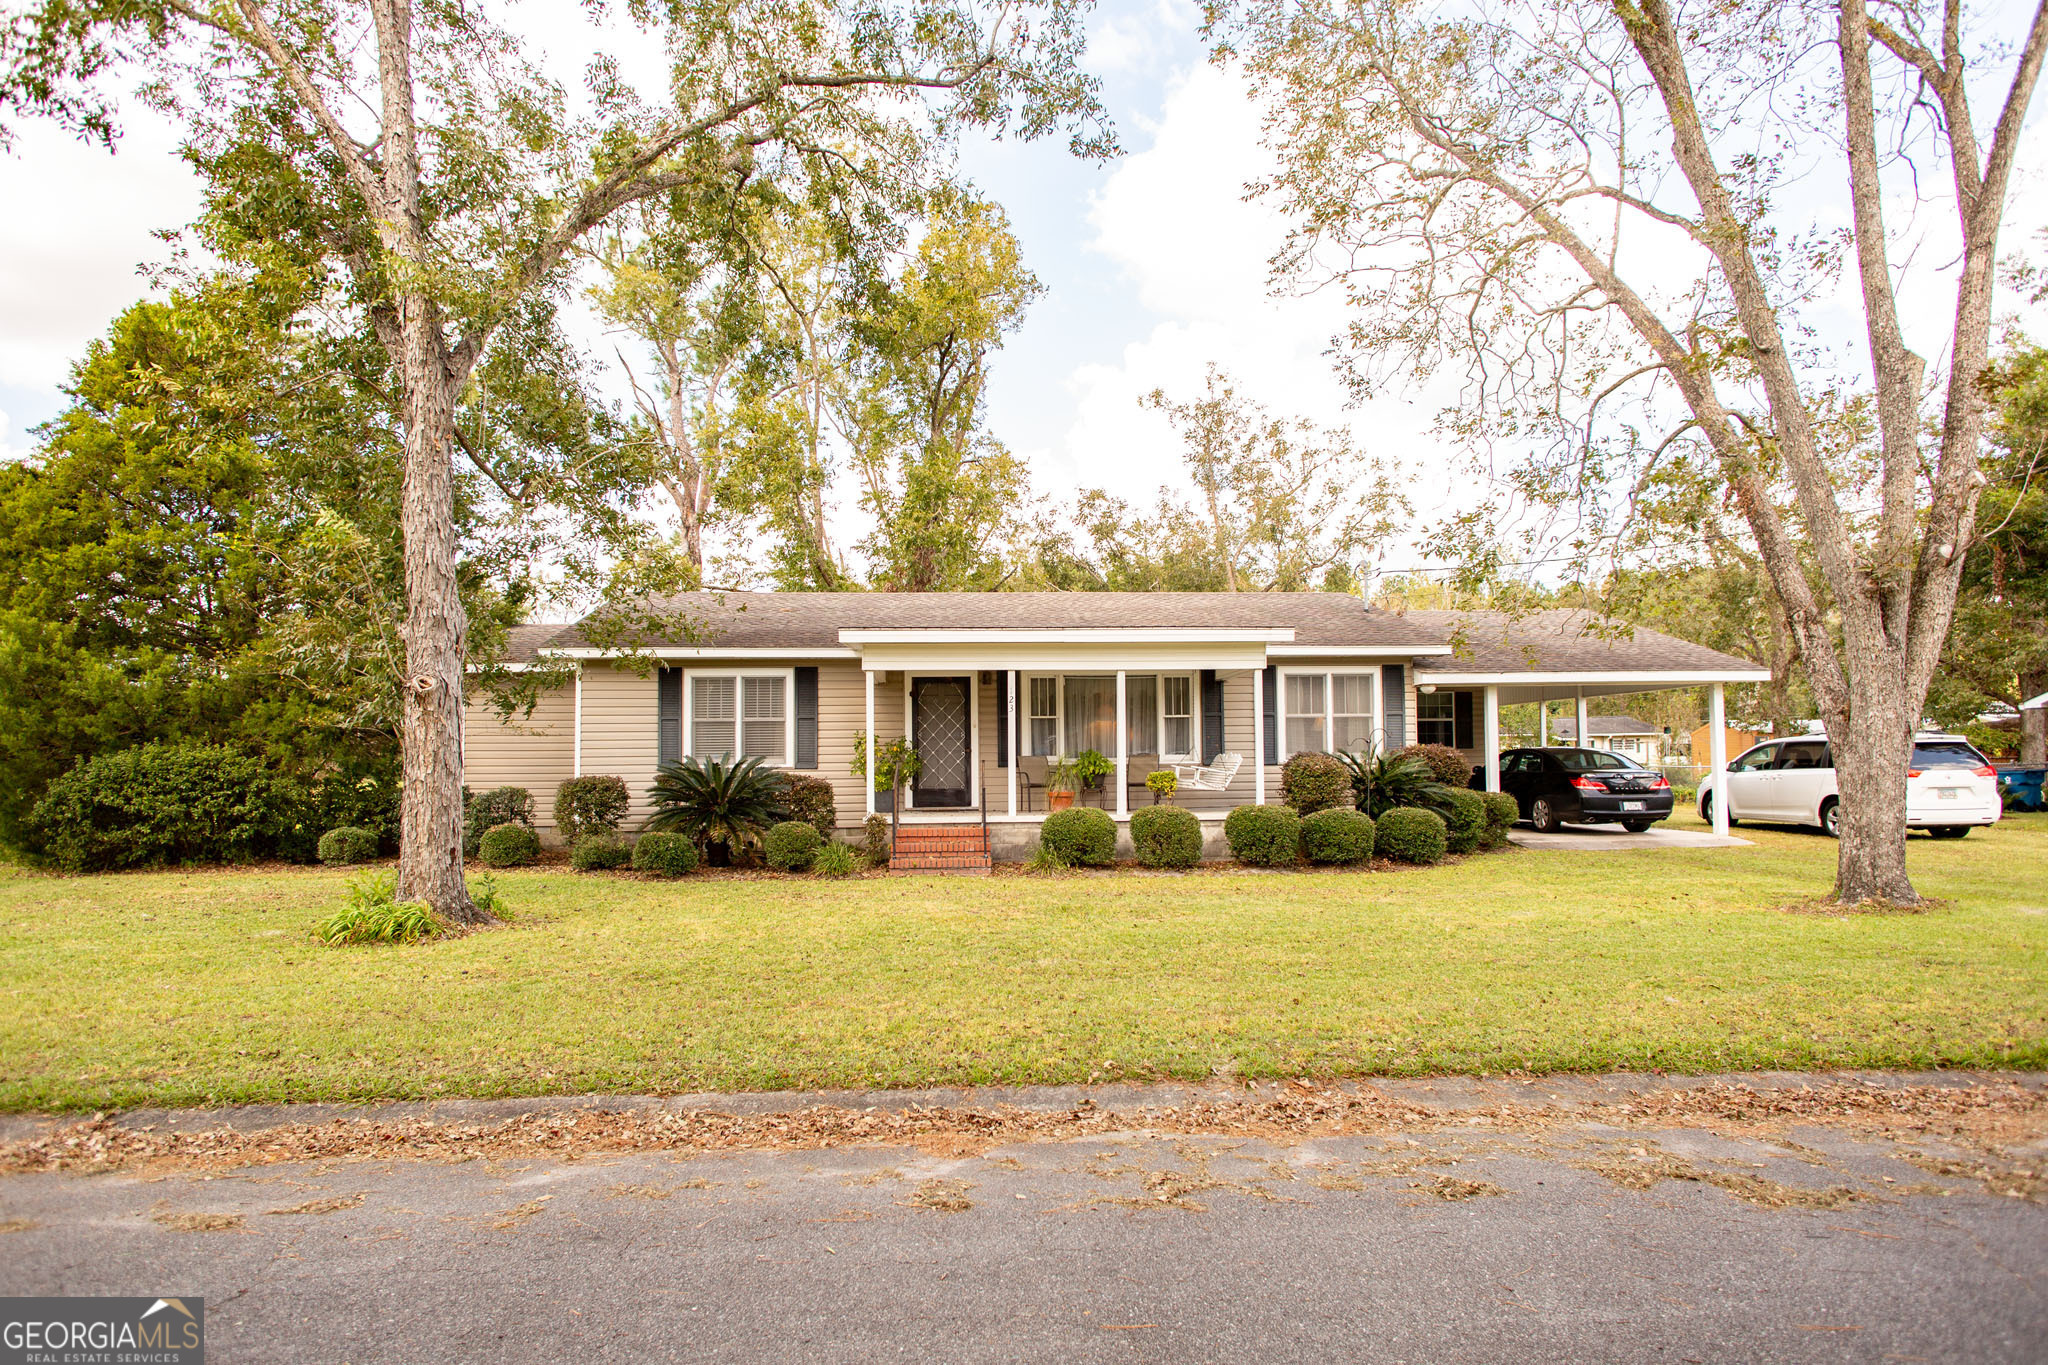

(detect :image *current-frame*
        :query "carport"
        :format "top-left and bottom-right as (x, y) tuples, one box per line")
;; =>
(1396, 610), (1772, 838)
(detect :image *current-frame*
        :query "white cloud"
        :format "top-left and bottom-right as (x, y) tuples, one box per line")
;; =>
(1040, 61), (1446, 564)
(0, 116), (202, 401)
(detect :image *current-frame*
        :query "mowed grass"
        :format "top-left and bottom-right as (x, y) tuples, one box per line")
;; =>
(1, 812), (2044, 1112)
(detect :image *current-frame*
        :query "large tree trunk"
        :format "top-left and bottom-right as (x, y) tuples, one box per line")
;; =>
(393, 302), (486, 926)
(1824, 663), (1918, 904)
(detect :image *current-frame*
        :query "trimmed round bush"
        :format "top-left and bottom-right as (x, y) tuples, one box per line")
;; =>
(780, 774), (838, 839)
(764, 819), (824, 872)
(1441, 789), (1486, 854)
(555, 775), (629, 844)
(477, 821), (540, 867)
(569, 834), (630, 871)
(1225, 804), (1301, 866)
(1299, 808), (1376, 865)
(27, 743), (303, 872)
(1280, 751), (1353, 815)
(1375, 806), (1448, 865)
(812, 842), (858, 878)
(631, 831), (699, 877)
(860, 814), (891, 867)
(463, 786), (533, 856)
(317, 826), (380, 866)
(1480, 792), (1520, 848)
(1039, 806), (1117, 867)
(1129, 804), (1203, 869)
(1397, 743), (1473, 789)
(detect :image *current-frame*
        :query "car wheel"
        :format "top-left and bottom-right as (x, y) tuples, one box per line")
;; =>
(1622, 820), (1653, 833)
(1531, 797), (1562, 833)
(1929, 825), (1969, 840)
(1821, 798), (1840, 839)
(1701, 794), (1738, 828)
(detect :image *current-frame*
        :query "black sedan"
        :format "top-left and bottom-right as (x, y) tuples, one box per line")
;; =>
(1488, 747), (1675, 833)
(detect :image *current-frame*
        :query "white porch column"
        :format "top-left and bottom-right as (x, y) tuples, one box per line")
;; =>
(1575, 687), (1589, 750)
(1483, 685), (1501, 792)
(864, 668), (877, 819)
(1708, 682), (1729, 837)
(1115, 670), (1129, 818)
(1007, 669), (1018, 817)
(572, 665), (583, 776)
(1252, 667), (1267, 805)
(1537, 696), (1547, 748)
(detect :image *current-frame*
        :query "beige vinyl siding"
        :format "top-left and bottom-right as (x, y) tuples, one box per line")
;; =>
(810, 659), (895, 827)
(578, 662), (661, 827)
(463, 683), (575, 835)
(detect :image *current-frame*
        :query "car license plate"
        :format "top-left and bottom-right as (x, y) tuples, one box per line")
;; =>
(1937, 787), (1958, 800)
(1621, 800), (1645, 811)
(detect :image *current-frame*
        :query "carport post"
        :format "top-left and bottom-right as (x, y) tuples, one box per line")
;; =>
(1708, 683), (1729, 837)
(1483, 685), (1501, 792)
(1575, 687), (1589, 750)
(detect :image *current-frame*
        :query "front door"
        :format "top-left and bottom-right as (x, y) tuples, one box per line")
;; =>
(910, 676), (973, 808)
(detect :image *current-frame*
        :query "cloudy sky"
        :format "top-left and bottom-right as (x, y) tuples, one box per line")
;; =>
(1, 0), (2044, 584)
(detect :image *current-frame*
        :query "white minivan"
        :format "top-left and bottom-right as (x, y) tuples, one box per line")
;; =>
(1697, 734), (2002, 839)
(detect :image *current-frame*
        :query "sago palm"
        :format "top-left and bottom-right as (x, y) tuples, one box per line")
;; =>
(1340, 751), (1458, 820)
(644, 757), (789, 865)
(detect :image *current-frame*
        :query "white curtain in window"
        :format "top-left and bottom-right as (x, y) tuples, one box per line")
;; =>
(692, 676), (736, 760)
(1124, 675), (1158, 755)
(1063, 676), (1117, 757)
(741, 675), (786, 762)
(1331, 672), (1374, 754)
(1285, 673), (1327, 754)
(1161, 675), (1193, 758)
(1028, 676), (1058, 756)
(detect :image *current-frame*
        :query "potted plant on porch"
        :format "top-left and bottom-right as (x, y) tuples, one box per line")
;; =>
(1072, 749), (1114, 802)
(853, 732), (922, 853)
(1045, 756), (1081, 812)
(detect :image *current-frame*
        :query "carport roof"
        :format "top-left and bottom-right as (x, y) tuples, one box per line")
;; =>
(1407, 610), (1767, 682)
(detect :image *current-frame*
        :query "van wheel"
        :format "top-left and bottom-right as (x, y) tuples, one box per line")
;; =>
(1820, 798), (1840, 839)
(1928, 826), (1969, 840)
(1701, 794), (1738, 828)
(1531, 797), (1562, 833)
(1622, 820), (1653, 833)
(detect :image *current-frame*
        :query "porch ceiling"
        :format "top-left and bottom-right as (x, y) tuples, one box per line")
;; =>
(852, 639), (1277, 671)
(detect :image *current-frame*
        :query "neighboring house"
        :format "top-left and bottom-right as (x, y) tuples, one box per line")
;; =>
(465, 595), (1767, 856)
(1689, 722), (1770, 764)
(1550, 716), (1667, 765)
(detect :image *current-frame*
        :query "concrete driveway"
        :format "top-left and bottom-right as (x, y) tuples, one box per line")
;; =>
(1510, 823), (1751, 849)
(2, 1073), (2041, 1363)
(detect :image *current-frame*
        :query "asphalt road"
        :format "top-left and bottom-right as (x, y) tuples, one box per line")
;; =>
(6, 1081), (2045, 1364)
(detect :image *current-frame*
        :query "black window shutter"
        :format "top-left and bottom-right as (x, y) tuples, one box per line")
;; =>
(1381, 664), (1405, 753)
(794, 667), (819, 769)
(1453, 689), (1474, 751)
(995, 672), (1010, 769)
(1262, 665), (1278, 765)
(1200, 669), (1224, 763)
(658, 668), (681, 768)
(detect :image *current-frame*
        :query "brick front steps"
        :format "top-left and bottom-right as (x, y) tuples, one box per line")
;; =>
(888, 823), (992, 873)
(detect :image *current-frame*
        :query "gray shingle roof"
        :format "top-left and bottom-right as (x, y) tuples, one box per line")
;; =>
(501, 596), (1761, 678)
(499, 623), (573, 664)
(546, 591), (1444, 651)
(1404, 609), (1759, 676)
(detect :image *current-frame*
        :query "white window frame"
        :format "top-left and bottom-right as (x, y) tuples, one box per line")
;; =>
(1416, 689), (1456, 748)
(681, 667), (796, 766)
(1021, 671), (1198, 759)
(1277, 668), (1379, 761)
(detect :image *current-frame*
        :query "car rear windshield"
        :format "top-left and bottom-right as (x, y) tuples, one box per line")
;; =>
(1912, 741), (1987, 770)
(1555, 750), (1641, 772)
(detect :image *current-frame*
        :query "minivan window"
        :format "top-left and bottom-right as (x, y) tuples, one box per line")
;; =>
(1774, 741), (1828, 770)
(1730, 746), (1778, 773)
(1912, 741), (1987, 769)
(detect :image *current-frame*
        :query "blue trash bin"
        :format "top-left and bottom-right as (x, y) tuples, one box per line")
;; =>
(1995, 765), (2047, 812)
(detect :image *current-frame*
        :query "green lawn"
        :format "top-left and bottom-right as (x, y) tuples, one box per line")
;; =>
(2, 812), (2044, 1112)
